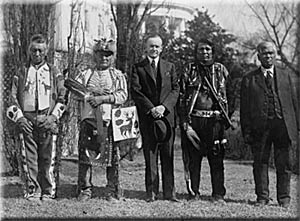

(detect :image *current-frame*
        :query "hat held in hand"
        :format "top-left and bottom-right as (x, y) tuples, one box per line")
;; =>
(152, 117), (171, 143)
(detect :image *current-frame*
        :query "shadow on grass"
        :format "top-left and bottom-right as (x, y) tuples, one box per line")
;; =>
(2, 183), (23, 198)
(57, 183), (78, 199)
(57, 184), (148, 201)
(123, 189), (146, 200)
(224, 197), (250, 204)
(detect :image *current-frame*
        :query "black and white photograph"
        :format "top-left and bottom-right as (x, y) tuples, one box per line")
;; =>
(0, 0), (299, 220)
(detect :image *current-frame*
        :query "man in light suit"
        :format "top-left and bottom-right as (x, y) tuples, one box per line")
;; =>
(131, 34), (180, 202)
(240, 41), (299, 208)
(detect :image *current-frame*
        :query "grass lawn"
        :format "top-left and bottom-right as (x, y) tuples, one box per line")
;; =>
(1, 148), (299, 220)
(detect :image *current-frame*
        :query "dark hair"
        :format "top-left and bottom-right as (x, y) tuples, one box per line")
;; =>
(30, 34), (47, 44)
(194, 38), (214, 57)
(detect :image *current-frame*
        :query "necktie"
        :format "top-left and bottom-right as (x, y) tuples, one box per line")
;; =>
(151, 60), (157, 78)
(265, 70), (273, 89)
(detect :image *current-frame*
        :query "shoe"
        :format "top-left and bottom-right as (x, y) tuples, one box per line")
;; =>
(189, 193), (200, 201)
(41, 194), (55, 202)
(146, 195), (157, 202)
(146, 196), (156, 202)
(25, 192), (41, 201)
(106, 192), (121, 202)
(254, 199), (269, 207)
(77, 190), (91, 201)
(212, 195), (226, 204)
(106, 195), (119, 202)
(279, 202), (289, 209)
(166, 197), (180, 203)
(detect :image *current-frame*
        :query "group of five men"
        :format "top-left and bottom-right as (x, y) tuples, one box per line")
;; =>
(6, 33), (298, 209)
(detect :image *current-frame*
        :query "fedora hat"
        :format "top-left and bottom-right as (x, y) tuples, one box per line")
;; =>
(152, 117), (172, 143)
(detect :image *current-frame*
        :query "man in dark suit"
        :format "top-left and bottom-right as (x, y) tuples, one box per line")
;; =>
(131, 34), (180, 202)
(240, 41), (299, 208)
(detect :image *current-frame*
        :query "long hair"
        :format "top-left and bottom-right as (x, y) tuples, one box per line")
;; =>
(194, 38), (215, 66)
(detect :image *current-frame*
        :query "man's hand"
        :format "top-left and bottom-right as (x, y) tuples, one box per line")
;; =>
(86, 95), (105, 108)
(244, 133), (253, 145)
(150, 105), (165, 119)
(17, 117), (33, 134)
(88, 87), (110, 96)
(186, 125), (201, 150)
(156, 105), (165, 116)
(214, 110), (222, 120)
(39, 115), (58, 132)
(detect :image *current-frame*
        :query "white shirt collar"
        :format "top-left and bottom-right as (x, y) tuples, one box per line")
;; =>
(261, 66), (274, 78)
(147, 56), (159, 68)
(30, 62), (48, 71)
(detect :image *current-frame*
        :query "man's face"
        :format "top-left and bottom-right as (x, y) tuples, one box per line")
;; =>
(94, 51), (114, 70)
(257, 45), (276, 68)
(145, 36), (163, 59)
(29, 42), (47, 65)
(196, 43), (213, 64)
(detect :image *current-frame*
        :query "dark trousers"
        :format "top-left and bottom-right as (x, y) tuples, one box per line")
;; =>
(142, 127), (176, 199)
(251, 118), (291, 204)
(183, 117), (226, 197)
(77, 121), (120, 197)
(21, 114), (58, 197)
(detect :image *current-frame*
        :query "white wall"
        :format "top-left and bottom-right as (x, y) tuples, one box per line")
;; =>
(54, 0), (116, 53)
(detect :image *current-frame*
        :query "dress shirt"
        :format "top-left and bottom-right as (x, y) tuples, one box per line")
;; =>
(261, 66), (274, 78)
(147, 56), (159, 69)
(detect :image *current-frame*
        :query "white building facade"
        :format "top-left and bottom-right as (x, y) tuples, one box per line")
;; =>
(140, 1), (196, 37)
(54, 0), (116, 53)
(53, 0), (196, 54)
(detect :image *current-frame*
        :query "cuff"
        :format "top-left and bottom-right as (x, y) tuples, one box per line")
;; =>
(107, 94), (115, 103)
(7, 105), (23, 122)
(181, 122), (189, 131)
(52, 102), (66, 119)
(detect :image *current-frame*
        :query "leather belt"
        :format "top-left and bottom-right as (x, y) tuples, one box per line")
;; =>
(191, 109), (216, 118)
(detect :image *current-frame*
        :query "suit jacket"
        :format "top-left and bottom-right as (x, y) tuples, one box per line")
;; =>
(240, 64), (299, 146)
(131, 58), (179, 134)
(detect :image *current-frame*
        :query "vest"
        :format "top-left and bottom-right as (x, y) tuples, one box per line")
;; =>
(265, 75), (283, 119)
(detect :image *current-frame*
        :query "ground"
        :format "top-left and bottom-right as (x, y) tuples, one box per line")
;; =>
(0, 148), (299, 220)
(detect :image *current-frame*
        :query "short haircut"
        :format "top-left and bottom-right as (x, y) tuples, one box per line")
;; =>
(144, 34), (163, 44)
(30, 34), (47, 44)
(257, 41), (276, 53)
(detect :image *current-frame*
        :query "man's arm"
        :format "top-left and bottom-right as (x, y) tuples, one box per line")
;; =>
(161, 63), (180, 115)
(7, 70), (24, 122)
(240, 74), (252, 143)
(177, 65), (191, 128)
(289, 72), (299, 131)
(111, 70), (128, 105)
(131, 65), (155, 115)
(218, 64), (229, 114)
(51, 67), (67, 120)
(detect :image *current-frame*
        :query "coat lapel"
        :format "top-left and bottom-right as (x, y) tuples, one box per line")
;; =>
(142, 58), (156, 84)
(275, 66), (285, 99)
(254, 68), (267, 91)
(159, 59), (168, 87)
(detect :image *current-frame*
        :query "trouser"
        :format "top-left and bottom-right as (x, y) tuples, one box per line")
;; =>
(77, 120), (121, 197)
(142, 126), (176, 199)
(181, 129), (193, 195)
(251, 118), (291, 204)
(20, 113), (58, 198)
(182, 117), (226, 197)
